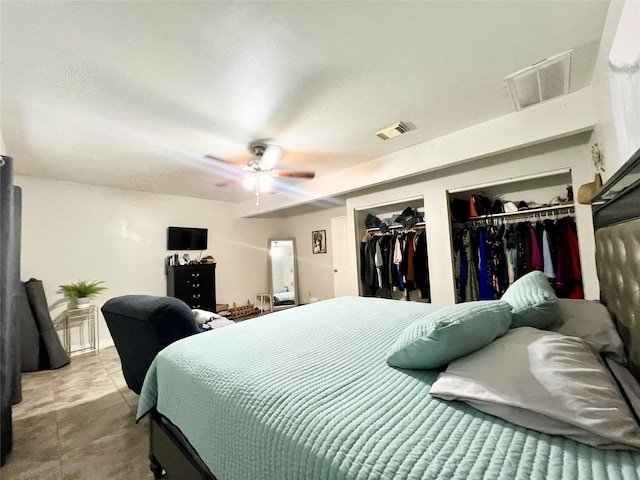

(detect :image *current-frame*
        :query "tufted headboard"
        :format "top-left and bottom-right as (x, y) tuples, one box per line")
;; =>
(595, 220), (640, 379)
(593, 147), (640, 380)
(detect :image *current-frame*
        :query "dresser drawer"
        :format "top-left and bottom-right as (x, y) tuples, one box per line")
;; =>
(174, 268), (213, 286)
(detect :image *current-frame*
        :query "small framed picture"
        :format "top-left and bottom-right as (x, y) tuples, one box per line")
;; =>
(312, 230), (327, 254)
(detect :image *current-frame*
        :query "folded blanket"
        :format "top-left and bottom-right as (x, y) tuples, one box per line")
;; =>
(201, 317), (235, 330)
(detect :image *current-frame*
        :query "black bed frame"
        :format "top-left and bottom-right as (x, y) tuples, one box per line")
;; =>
(147, 146), (640, 479)
(149, 409), (215, 479)
(592, 147), (640, 229)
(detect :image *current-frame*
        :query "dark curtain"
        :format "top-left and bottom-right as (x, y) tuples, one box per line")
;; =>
(23, 279), (69, 370)
(1, 156), (22, 466)
(18, 283), (40, 372)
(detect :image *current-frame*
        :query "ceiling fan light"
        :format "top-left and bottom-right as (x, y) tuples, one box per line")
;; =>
(259, 173), (273, 192)
(242, 175), (256, 190)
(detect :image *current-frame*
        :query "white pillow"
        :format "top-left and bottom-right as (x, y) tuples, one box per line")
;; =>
(605, 357), (640, 422)
(192, 308), (221, 325)
(430, 327), (640, 450)
(547, 299), (626, 364)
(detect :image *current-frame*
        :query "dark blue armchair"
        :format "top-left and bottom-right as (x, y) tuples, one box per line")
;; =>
(101, 295), (200, 394)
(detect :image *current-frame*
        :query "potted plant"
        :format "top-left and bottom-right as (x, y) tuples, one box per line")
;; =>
(58, 280), (108, 309)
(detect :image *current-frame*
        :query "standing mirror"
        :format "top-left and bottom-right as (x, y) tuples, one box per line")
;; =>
(268, 239), (298, 309)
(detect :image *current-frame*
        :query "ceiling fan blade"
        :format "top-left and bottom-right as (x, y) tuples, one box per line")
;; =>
(215, 175), (249, 187)
(275, 170), (316, 179)
(204, 154), (240, 165)
(259, 145), (283, 169)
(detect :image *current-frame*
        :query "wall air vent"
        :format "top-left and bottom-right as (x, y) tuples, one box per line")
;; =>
(505, 49), (572, 111)
(375, 121), (410, 140)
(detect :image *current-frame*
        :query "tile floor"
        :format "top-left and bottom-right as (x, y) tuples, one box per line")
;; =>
(1, 347), (155, 480)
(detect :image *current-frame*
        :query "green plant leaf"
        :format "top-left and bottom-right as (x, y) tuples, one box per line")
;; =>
(57, 280), (107, 299)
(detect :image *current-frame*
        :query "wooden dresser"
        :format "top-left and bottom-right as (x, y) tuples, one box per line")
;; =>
(167, 263), (217, 311)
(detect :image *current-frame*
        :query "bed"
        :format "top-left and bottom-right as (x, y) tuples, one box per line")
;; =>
(137, 149), (640, 480)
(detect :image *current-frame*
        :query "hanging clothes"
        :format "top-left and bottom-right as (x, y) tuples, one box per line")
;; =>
(556, 217), (584, 299)
(359, 221), (431, 302)
(404, 231), (416, 283)
(502, 225), (515, 285)
(506, 225), (519, 282)
(463, 229), (479, 301)
(542, 229), (555, 279)
(543, 219), (561, 282)
(528, 223), (543, 271)
(452, 215), (582, 301)
(413, 230), (430, 300)
(400, 231), (417, 295)
(387, 235), (396, 289)
(363, 235), (379, 294)
(485, 225), (507, 298)
(374, 237), (384, 290)
(517, 222), (531, 275)
(360, 232), (374, 295)
(393, 234), (405, 289)
(453, 231), (465, 302)
(379, 235), (394, 297)
(478, 227), (494, 300)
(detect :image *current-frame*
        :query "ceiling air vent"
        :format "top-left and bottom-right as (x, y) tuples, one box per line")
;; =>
(375, 121), (410, 140)
(505, 50), (572, 111)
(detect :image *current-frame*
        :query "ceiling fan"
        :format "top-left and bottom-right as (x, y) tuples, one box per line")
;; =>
(205, 142), (316, 205)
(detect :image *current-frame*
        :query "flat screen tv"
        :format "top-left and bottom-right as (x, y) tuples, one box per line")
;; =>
(167, 227), (208, 251)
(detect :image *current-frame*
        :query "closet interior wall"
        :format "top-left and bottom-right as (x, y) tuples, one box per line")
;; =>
(355, 197), (431, 303)
(448, 170), (582, 303)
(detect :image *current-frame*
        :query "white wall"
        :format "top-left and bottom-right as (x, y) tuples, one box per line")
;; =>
(0, 130), (6, 156)
(273, 205), (347, 304)
(591, 0), (639, 179)
(16, 175), (278, 348)
(344, 133), (598, 304)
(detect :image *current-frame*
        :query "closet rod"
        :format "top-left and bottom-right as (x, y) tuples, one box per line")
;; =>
(366, 222), (426, 233)
(456, 203), (575, 225)
(447, 168), (571, 194)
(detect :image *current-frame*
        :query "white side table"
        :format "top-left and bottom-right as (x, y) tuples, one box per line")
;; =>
(256, 293), (273, 315)
(63, 305), (99, 355)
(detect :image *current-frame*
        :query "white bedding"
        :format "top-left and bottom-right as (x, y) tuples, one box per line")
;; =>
(273, 291), (294, 302)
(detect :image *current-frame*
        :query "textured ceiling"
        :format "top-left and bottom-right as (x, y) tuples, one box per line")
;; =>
(0, 1), (609, 203)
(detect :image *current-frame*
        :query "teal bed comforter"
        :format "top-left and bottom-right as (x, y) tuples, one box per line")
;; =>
(137, 297), (640, 479)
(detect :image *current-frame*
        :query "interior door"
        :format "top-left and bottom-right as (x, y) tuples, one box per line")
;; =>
(331, 216), (351, 297)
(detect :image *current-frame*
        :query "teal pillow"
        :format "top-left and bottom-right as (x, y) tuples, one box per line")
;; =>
(386, 301), (512, 370)
(501, 271), (559, 329)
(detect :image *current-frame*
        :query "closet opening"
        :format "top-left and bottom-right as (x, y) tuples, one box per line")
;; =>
(447, 169), (583, 303)
(355, 197), (431, 303)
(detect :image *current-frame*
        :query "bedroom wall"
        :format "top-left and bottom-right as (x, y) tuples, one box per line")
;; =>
(16, 175), (278, 349)
(274, 204), (347, 304)
(591, 0), (639, 179)
(0, 130), (6, 156)
(344, 133), (598, 304)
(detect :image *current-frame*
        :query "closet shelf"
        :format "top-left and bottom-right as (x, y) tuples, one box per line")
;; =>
(459, 203), (575, 224)
(366, 222), (426, 232)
